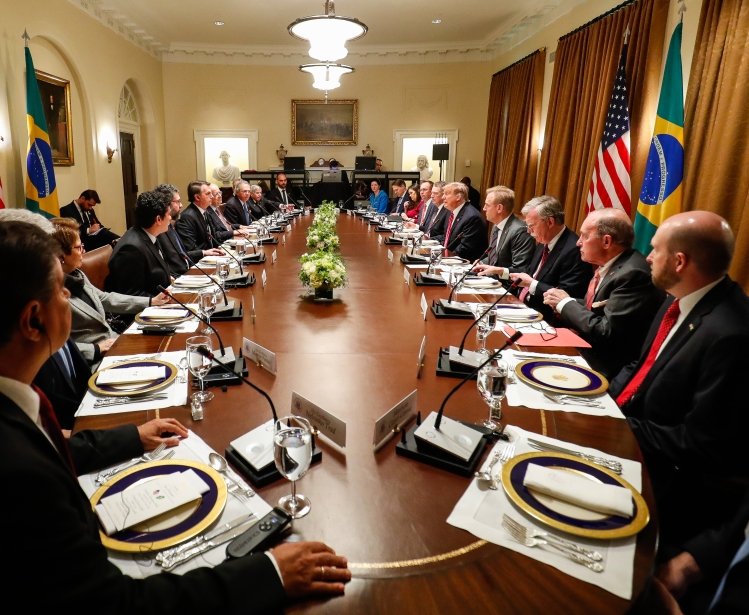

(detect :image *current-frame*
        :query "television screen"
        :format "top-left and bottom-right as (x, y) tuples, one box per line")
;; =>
(283, 156), (305, 171)
(355, 156), (376, 170)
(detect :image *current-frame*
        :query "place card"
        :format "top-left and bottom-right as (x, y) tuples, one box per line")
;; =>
(403, 266), (410, 285)
(387, 249), (393, 263)
(282, 234), (286, 245)
(139, 307), (189, 319)
(291, 392), (346, 448)
(378, 234), (383, 245)
(271, 249), (278, 264)
(420, 292), (428, 320)
(416, 335), (427, 378)
(242, 337), (277, 375)
(373, 389), (417, 451)
(261, 269), (267, 288)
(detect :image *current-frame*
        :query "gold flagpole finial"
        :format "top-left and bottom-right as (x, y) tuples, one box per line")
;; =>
(22, 29), (30, 47)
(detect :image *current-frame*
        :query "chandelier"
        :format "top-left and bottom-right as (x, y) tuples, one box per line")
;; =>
(299, 63), (353, 91)
(288, 0), (367, 62)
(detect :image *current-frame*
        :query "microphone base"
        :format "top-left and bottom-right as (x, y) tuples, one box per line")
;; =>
(436, 346), (482, 380)
(395, 422), (488, 477)
(384, 236), (404, 245)
(257, 237), (279, 245)
(225, 443), (322, 487)
(431, 301), (474, 319)
(242, 254), (266, 265)
(212, 301), (244, 321)
(414, 273), (446, 287)
(224, 274), (255, 289)
(202, 349), (248, 388)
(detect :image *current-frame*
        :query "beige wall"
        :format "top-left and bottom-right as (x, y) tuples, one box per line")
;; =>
(0, 0), (166, 234)
(161, 60), (492, 193)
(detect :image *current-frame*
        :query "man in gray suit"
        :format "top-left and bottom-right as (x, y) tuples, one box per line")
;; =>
(543, 208), (664, 377)
(473, 185), (534, 280)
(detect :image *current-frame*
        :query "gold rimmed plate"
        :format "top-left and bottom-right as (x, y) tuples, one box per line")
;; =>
(501, 452), (649, 539)
(90, 459), (227, 552)
(462, 277), (502, 289)
(494, 304), (544, 323)
(89, 359), (178, 397)
(134, 307), (195, 326)
(515, 359), (608, 396)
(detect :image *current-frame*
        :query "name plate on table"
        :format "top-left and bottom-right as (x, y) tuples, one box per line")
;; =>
(403, 267), (410, 285)
(261, 269), (267, 288)
(373, 389), (417, 450)
(378, 234), (383, 245)
(421, 293), (429, 320)
(387, 249), (394, 263)
(417, 336), (427, 378)
(271, 249), (277, 264)
(291, 392), (346, 448)
(242, 338), (277, 375)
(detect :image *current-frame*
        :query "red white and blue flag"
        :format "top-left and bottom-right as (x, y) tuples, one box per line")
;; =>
(586, 43), (631, 214)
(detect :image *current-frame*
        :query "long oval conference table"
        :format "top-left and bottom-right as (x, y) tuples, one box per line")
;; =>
(75, 212), (657, 614)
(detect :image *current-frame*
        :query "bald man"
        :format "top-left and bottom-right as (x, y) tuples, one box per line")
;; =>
(610, 211), (749, 555)
(542, 208), (664, 377)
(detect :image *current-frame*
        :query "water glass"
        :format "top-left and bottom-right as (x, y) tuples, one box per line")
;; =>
(273, 415), (313, 519)
(198, 287), (217, 335)
(475, 307), (498, 354)
(476, 356), (509, 431)
(216, 258), (231, 288)
(186, 335), (214, 404)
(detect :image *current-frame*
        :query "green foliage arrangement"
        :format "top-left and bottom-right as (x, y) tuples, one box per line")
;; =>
(299, 201), (347, 290)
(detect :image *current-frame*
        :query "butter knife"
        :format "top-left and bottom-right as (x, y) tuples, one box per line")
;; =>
(94, 393), (169, 408)
(526, 438), (623, 474)
(155, 513), (256, 563)
(157, 521), (257, 570)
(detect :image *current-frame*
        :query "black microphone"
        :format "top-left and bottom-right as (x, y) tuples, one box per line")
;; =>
(165, 231), (229, 307)
(207, 224), (246, 277)
(457, 279), (521, 355)
(196, 346), (278, 423)
(434, 330), (522, 431)
(158, 285), (226, 357)
(446, 245), (493, 303)
(298, 186), (314, 208)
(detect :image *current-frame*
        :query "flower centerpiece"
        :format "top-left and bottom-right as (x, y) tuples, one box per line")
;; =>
(299, 201), (347, 300)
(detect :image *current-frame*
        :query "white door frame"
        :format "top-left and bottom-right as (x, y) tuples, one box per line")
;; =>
(393, 129), (459, 183)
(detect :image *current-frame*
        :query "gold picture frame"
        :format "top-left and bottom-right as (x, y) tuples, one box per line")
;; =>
(35, 70), (74, 166)
(292, 99), (358, 146)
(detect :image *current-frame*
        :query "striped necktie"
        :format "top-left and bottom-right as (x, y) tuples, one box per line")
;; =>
(519, 245), (549, 302)
(32, 384), (76, 475)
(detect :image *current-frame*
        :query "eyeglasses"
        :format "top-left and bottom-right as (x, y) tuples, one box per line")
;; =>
(71, 244), (85, 253)
(528, 322), (558, 342)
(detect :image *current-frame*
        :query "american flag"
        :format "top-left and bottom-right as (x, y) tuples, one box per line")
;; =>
(0, 175), (5, 209)
(586, 44), (631, 214)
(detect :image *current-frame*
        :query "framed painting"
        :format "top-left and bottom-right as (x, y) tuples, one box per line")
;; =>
(36, 70), (74, 166)
(292, 99), (358, 146)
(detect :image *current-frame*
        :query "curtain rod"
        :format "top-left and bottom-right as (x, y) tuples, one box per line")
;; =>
(559, 0), (636, 42)
(492, 47), (545, 78)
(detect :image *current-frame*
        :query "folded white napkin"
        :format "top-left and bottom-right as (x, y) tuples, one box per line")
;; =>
(523, 463), (633, 518)
(139, 307), (189, 319)
(96, 365), (166, 385)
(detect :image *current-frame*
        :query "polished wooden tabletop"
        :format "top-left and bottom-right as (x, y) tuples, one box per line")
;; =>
(76, 212), (657, 614)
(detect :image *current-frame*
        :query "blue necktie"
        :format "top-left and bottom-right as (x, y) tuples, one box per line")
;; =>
(170, 227), (186, 254)
(58, 341), (76, 380)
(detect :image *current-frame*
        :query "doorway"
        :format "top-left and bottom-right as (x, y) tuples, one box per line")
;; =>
(119, 132), (137, 228)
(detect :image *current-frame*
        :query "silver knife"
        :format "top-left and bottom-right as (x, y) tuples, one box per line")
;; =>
(94, 393), (169, 408)
(526, 438), (624, 474)
(157, 521), (258, 570)
(155, 513), (256, 563)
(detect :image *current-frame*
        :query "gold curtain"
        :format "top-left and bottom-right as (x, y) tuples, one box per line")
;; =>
(481, 49), (546, 207)
(536, 0), (669, 230)
(684, 0), (749, 290)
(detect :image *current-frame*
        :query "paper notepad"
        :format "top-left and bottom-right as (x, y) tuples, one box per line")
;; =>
(97, 365), (166, 385)
(95, 469), (210, 535)
(523, 463), (633, 518)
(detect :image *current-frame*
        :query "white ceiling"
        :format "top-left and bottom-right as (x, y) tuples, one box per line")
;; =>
(70, 0), (585, 64)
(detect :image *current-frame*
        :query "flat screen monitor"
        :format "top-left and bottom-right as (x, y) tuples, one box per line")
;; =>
(283, 156), (305, 171)
(355, 156), (376, 170)
(321, 170), (342, 183)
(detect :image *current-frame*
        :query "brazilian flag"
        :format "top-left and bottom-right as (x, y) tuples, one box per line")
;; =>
(25, 46), (59, 218)
(633, 22), (683, 254)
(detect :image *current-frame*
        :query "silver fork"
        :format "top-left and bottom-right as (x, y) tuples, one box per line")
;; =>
(543, 393), (604, 408)
(489, 442), (516, 490)
(95, 443), (168, 484)
(502, 516), (604, 572)
(502, 514), (603, 561)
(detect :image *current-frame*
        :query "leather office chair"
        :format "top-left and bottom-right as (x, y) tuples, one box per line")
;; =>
(79, 244), (113, 291)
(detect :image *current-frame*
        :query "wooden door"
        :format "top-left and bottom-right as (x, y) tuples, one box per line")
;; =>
(119, 132), (137, 228)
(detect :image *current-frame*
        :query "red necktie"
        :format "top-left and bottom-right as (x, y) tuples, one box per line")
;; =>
(519, 245), (549, 302)
(32, 385), (76, 475)
(615, 300), (681, 407)
(585, 267), (601, 309)
(443, 213), (456, 248)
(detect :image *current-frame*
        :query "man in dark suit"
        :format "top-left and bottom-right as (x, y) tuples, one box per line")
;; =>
(224, 180), (256, 225)
(390, 179), (409, 214)
(509, 195), (593, 322)
(249, 184), (280, 217)
(175, 181), (216, 252)
(542, 208), (664, 377)
(430, 181), (488, 261)
(106, 190), (173, 297)
(265, 172), (299, 209)
(460, 176), (481, 209)
(0, 220), (350, 612)
(609, 211), (749, 557)
(473, 185), (534, 279)
(155, 183), (223, 276)
(59, 189), (120, 251)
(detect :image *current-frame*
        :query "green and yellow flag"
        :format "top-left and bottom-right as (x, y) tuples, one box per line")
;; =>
(25, 45), (59, 218)
(633, 22), (683, 254)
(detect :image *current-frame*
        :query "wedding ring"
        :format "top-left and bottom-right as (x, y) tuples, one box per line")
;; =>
(320, 566), (326, 578)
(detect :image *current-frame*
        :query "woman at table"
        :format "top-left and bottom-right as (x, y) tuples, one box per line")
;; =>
(401, 185), (422, 221)
(51, 218), (169, 366)
(369, 179), (388, 213)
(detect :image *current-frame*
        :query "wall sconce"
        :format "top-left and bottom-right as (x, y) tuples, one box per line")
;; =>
(106, 144), (118, 163)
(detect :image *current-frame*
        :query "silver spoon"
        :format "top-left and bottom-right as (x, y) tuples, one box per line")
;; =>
(208, 452), (255, 498)
(474, 451), (502, 489)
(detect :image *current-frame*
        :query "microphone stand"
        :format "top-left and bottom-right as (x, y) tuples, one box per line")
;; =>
(456, 280), (520, 355)
(208, 225), (250, 283)
(446, 245), (492, 303)
(158, 285), (227, 358)
(435, 331), (522, 430)
(165, 231), (230, 307)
